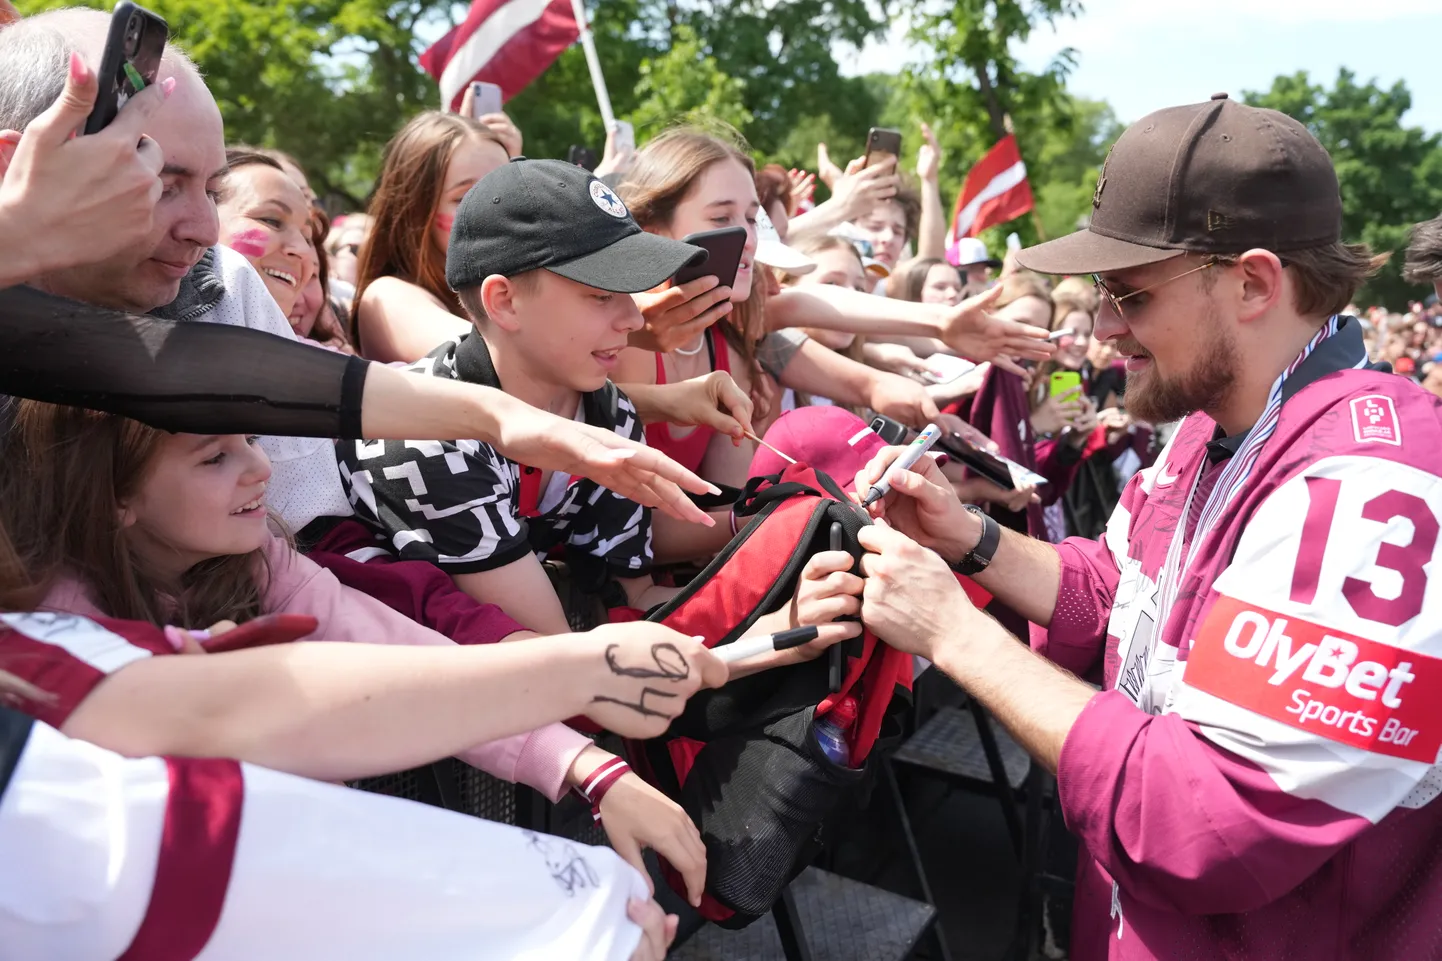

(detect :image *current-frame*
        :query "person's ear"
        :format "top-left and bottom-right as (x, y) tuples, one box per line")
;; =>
(0, 130), (23, 179)
(1235, 249), (1286, 324)
(481, 274), (523, 333)
(117, 503), (138, 530)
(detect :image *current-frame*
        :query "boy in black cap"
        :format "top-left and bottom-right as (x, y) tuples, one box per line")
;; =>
(338, 159), (863, 648)
(337, 159), (701, 633)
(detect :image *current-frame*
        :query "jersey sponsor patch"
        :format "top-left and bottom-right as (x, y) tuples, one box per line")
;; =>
(1350, 395), (1402, 447)
(1186, 594), (1442, 763)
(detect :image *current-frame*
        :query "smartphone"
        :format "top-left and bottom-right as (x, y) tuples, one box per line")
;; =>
(863, 127), (902, 169)
(567, 145), (598, 171)
(201, 613), (320, 653)
(84, 2), (168, 135)
(1049, 370), (1083, 399)
(469, 81), (503, 118)
(612, 120), (635, 153)
(672, 225), (747, 289)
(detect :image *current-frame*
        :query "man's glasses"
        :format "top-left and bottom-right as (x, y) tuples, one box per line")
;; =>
(1090, 259), (1218, 321)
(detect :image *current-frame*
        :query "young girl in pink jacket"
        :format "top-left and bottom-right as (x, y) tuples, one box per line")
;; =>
(0, 398), (712, 906)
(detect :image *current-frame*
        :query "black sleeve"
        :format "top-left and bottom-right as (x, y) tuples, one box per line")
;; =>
(0, 285), (367, 438)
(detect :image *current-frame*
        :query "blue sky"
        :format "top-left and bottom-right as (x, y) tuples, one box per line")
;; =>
(838, 0), (1442, 133)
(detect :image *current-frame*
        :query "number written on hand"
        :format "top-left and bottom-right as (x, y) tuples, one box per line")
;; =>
(1290, 477), (1439, 627)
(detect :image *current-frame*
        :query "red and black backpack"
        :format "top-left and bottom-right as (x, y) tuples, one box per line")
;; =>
(626, 462), (915, 928)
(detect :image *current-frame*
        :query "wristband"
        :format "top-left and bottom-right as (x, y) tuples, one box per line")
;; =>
(574, 756), (631, 823)
(953, 504), (1000, 576)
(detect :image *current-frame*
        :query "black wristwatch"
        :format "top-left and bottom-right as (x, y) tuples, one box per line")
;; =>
(953, 504), (1000, 576)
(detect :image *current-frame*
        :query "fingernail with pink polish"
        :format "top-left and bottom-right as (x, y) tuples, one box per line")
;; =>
(160, 76), (176, 98)
(68, 52), (88, 84)
(163, 625), (186, 651)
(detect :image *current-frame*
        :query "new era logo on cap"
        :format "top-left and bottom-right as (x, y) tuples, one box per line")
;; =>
(445, 158), (705, 294)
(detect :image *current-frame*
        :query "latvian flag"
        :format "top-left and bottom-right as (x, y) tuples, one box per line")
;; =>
(945, 134), (1034, 259)
(419, 0), (581, 113)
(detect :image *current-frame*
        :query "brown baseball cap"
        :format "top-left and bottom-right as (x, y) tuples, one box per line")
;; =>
(1016, 94), (1342, 276)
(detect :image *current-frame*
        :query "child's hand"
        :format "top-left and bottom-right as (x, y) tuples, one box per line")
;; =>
(785, 550), (864, 659)
(597, 771), (707, 907)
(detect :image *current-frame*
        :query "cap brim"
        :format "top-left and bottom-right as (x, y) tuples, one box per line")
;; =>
(958, 258), (1003, 269)
(548, 231), (705, 293)
(1014, 228), (1181, 276)
(756, 240), (816, 274)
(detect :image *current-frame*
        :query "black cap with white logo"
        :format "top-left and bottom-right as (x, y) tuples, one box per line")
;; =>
(446, 157), (706, 293)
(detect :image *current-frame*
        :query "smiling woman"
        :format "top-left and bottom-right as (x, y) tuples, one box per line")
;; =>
(217, 150), (315, 320)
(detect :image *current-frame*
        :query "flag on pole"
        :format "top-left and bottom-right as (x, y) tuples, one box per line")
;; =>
(419, 0), (580, 113)
(945, 134), (1034, 261)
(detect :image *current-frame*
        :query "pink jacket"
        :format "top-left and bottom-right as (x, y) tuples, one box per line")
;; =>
(1035, 341), (1442, 960)
(41, 535), (590, 802)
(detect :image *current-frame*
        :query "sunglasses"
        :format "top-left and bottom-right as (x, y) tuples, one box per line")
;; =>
(1090, 259), (1217, 321)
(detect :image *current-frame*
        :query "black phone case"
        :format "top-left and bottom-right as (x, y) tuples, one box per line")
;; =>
(84, 2), (168, 135)
(864, 128), (902, 167)
(673, 226), (747, 289)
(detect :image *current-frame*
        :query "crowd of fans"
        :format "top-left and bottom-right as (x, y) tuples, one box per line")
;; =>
(3, 6), (1442, 961)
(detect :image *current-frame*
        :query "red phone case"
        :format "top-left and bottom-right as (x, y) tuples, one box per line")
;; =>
(201, 613), (320, 653)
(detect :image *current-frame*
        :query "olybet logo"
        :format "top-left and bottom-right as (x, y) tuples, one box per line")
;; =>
(1185, 594), (1441, 761)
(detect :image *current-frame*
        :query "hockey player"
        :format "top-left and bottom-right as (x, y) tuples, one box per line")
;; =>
(854, 94), (1442, 959)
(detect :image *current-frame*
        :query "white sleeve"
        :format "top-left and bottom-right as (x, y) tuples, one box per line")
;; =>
(0, 720), (649, 961)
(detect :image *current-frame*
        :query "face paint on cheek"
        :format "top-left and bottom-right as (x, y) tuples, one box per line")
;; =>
(228, 228), (268, 260)
(433, 212), (455, 236)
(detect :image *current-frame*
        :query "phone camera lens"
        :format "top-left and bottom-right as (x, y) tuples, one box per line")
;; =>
(124, 18), (141, 56)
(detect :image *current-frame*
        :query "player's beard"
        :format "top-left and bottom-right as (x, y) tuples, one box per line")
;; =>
(1120, 306), (1238, 425)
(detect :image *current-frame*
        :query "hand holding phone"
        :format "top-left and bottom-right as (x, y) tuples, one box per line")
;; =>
(672, 225), (747, 289)
(468, 81), (503, 118)
(863, 127), (902, 170)
(85, 2), (167, 136)
(1049, 370), (1083, 400)
(612, 120), (635, 154)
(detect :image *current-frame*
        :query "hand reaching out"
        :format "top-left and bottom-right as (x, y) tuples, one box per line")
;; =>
(579, 623), (728, 738)
(787, 168), (816, 210)
(595, 122), (637, 179)
(917, 122), (941, 184)
(816, 142), (845, 189)
(592, 764), (707, 906)
(937, 285), (1053, 375)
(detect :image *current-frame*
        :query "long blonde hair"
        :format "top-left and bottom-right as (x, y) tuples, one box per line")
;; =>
(618, 126), (768, 385)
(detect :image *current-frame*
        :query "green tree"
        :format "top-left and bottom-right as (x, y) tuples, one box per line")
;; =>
(887, 0), (1087, 253)
(625, 25), (753, 138)
(1244, 69), (1442, 309)
(20, 0), (457, 204)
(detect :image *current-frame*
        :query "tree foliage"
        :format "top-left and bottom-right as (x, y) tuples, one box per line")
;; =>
(1244, 69), (1442, 309)
(20, 0), (1440, 307)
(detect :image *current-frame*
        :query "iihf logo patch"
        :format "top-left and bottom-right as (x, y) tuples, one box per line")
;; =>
(1350, 394), (1402, 447)
(589, 180), (629, 219)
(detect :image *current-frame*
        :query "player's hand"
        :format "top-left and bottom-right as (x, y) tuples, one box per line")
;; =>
(853, 446), (976, 565)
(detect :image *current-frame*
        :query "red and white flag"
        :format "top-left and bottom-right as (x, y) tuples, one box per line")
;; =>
(419, 0), (580, 113)
(945, 134), (1034, 252)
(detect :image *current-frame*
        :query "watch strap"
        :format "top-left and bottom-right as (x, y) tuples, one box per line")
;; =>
(954, 504), (1000, 576)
